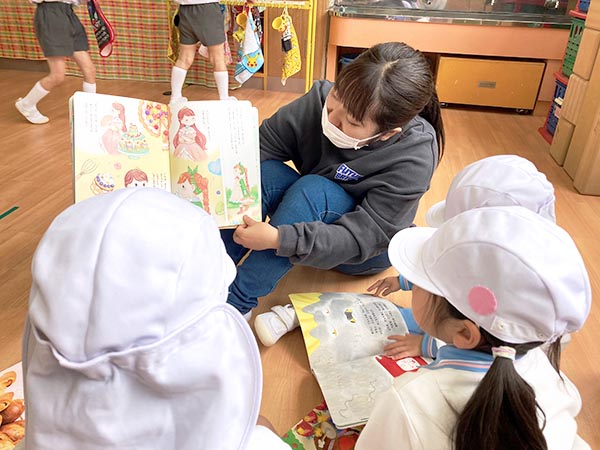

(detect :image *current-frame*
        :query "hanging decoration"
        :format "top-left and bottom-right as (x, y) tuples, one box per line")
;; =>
(86, 0), (115, 57)
(234, 4), (264, 84)
(272, 7), (301, 85)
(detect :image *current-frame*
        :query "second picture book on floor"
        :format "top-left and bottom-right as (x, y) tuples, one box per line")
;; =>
(70, 92), (261, 228)
(290, 292), (430, 429)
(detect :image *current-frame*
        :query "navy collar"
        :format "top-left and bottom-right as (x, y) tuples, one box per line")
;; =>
(423, 346), (495, 373)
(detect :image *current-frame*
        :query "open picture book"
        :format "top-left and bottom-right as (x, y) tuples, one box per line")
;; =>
(70, 92), (261, 228)
(290, 293), (430, 429)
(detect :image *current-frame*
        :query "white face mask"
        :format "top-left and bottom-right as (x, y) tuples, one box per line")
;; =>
(321, 103), (384, 150)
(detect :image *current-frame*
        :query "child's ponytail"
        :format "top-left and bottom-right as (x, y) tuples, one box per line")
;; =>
(454, 336), (548, 450)
(419, 90), (445, 162)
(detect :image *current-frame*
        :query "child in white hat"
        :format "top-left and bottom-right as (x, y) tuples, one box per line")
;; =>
(426, 154), (555, 227)
(17, 188), (288, 450)
(356, 206), (591, 450)
(254, 155), (557, 353)
(368, 154), (557, 359)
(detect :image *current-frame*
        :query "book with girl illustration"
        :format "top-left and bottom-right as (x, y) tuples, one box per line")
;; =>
(70, 92), (261, 228)
(290, 292), (430, 429)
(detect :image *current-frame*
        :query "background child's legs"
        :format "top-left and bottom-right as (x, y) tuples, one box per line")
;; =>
(16, 56), (67, 124)
(17, 2), (92, 123)
(173, 3), (228, 101)
(171, 44), (197, 103)
(207, 44), (230, 100)
(40, 56), (67, 91)
(72, 50), (96, 93)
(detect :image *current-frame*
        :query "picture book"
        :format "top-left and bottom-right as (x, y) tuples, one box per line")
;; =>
(0, 362), (25, 448)
(281, 401), (363, 450)
(290, 293), (430, 429)
(70, 92), (261, 228)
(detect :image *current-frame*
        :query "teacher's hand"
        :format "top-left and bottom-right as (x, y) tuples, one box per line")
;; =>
(233, 215), (280, 251)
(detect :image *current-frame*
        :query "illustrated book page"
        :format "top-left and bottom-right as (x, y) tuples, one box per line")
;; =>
(290, 292), (429, 428)
(281, 401), (363, 450)
(70, 92), (261, 228)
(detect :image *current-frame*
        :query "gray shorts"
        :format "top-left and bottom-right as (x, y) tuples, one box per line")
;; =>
(178, 3), (226, 47)
(34, 2), (89, 57)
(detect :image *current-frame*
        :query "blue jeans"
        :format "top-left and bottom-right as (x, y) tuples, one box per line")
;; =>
(222, 160), (391, 313)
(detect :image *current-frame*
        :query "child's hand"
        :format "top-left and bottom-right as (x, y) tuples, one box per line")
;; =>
(233, 215), (279, 251)
(367, 276), (401, 297)
(384, 334), (423, 360)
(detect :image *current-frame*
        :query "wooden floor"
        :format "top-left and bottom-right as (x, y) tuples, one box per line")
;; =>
(1, 70), (599, 447)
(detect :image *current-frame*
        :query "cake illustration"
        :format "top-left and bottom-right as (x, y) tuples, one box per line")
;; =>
(118, 124), (150, 158)
(139, 101), (169, 150)
(90, 173), (115, 195)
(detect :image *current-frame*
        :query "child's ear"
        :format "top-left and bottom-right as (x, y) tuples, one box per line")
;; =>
(452, 320), (482, 350)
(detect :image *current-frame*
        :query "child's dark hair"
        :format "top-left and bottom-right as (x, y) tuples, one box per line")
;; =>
(334, 42), (445, 161)
(427, 294), (563, 450)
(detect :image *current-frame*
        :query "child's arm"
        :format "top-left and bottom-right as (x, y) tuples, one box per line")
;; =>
(367, 276), (401, 297)
(383, 333), (441, 360)
(384, 308), (443, 359)
(384, 334), (424, 360)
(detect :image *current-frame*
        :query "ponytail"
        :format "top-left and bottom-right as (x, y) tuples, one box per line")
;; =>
(420, 90), (445, 163)
(545, 338), (562, 374)
(454, 331), (547, 450)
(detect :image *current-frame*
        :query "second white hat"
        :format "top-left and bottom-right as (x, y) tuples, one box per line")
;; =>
(426, 155), (556, 227)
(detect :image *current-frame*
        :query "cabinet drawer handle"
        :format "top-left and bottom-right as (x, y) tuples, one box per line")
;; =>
(478, 81), (497, 89)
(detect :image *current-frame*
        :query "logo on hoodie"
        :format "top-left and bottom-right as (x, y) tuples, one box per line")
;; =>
(334, 164), (362, 182)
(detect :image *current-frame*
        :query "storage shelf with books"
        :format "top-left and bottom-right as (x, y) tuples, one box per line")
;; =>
(539, 71), (569, 144)
(539, 8), (588, 144)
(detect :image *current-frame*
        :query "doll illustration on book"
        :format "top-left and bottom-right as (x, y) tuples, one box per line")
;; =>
(172, 108), (208, 161)
(229, 162), (255, 214)
(175, 166), (210, 213)
(100, 102), (126, 155)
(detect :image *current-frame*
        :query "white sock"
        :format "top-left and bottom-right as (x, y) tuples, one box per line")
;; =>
(82, 81), (96, 93)
(171, 66), (187, 100)
(214, 71), (229, 100)
(22, 81), (49, 108)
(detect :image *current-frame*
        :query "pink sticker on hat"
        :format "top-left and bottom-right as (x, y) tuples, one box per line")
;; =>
(468, 286), (497, 316)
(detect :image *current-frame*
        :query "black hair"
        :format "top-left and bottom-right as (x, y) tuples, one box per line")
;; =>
(334, 42), (445, 161)
(425, 294), (560, 450)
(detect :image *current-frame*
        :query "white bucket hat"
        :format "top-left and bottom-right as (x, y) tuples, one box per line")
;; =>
(22, 188), (261, 450)
(426, 155), (556, 227)
(389, 206), (591, 344)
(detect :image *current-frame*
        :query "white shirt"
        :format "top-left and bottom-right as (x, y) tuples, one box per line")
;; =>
(248, 426), (293, 450)
(14, 427), (289, 450)
(356, 346), (590, 450)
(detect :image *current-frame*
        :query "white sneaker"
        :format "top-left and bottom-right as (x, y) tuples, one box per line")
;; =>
(254, 304), (299, 347)
(169, 96), (188, 108)
(15, 98), (49, 124)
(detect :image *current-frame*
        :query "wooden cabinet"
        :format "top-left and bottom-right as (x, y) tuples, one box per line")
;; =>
(436, 56), (546, 111)
(326, 15), (569, 102)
